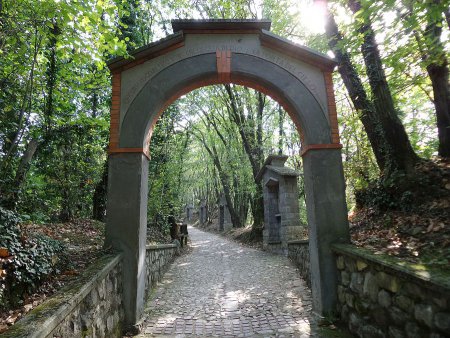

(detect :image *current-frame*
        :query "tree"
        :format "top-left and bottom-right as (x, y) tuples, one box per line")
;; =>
(400, 0), (450, 157)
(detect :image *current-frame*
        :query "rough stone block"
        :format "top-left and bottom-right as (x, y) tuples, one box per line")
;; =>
(357, 324), (385, 338)
(346, 292), (355, 308)
(336, 256), (345, 270)
(394, 295), (414, 314)
(388, 326), (405, 338)
(434, 312), (450, 332)
(363, 272), (379, 303)
(404, 282), (425, 300)
(338, 285), (346, 303)
(372, 306), (389, 327)
(345, 257), (357, 272)
(432, 297), (448, 310)
(376, 271), (399, 293)
(350, 272), (364, 294)
(389, 307), (410, 325)
(341, 304), (350, 321)
(349, 312), (362, 333)
(414, 303), (434, 328)
(405, 322), (424, 338)
(378, 289), (392, 308)
(354, 299), (370, 315)
(341, 271), (350, 286)
(356, 260), (368, 271)
(429, 333), (446, 338)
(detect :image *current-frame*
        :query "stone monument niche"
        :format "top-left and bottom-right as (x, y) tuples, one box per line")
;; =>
(218, 194), (232, 231)
(256, 155), (303, 255)
(199, 199), (208, 225)
(185, 203), (194, 221)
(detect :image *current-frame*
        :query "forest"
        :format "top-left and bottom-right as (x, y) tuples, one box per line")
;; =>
(0, 0), (449, 330)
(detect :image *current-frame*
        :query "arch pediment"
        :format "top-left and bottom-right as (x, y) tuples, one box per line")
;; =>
(107, 19), (341, 157)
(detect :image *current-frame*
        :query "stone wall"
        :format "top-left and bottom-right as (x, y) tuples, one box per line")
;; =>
(1, 244), (180, 338)
(333, 244), (450, 338)
(287, 240), (310, 288)
(2, 254), (124, 338)
(144, 243), (178, 302)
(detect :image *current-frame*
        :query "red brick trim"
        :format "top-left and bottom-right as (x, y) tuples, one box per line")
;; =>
(324, 72), (340, 144)
(301, 143), (343, 157)
(108, 147), (151, 160)
(109, 72), (121, 151)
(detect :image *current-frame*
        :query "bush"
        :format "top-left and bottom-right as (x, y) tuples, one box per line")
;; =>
(0, 207), (67, 309)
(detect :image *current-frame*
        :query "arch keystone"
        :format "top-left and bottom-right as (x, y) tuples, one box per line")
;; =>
(216, 50), (231, 83)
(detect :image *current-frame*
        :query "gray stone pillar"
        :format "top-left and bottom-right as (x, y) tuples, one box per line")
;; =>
(105, 153), (149, 327)
(302, 149), (350, 317)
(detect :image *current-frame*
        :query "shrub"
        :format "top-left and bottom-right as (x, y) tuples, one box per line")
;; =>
(0, 207), (67, 309)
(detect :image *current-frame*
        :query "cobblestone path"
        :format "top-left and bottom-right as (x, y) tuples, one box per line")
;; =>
(138, 226), (323, 337)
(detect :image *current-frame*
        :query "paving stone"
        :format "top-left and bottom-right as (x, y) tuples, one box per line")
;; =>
(136, 226), (346, 337)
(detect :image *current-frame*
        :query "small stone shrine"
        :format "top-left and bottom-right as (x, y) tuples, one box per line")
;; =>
(199, 199), (208, 225)
(256, 154), (303, 254)
(218, 194), (232, 231)
(185, 203), (194, 221)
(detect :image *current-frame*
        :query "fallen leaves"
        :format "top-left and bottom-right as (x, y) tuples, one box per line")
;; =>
(0, 248), (9, 258)
(1, 219), (105, 333)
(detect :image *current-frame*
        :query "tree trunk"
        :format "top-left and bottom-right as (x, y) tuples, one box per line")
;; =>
(194, 130), (243, 228)
(224, 85), (265, 229)
(348, 0), (419, 175)
(43, 20), (59, 133)
(92, 159), (108, 221)
(423, 1), (450, 157)
(1, 138), (38, 209)
(428, 62), (450, 157)
(210, 147), (242, 228)
(325, 12), (387, 171)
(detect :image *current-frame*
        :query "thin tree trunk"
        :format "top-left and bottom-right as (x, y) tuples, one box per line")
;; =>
(2, 30), (41, 169)
(43, 20), (59, 133)
(348, 0), (419, 175)
(193, 130), (243, 227)
(224, 85), (265, 230)
(278, 104), (284, 155)
(1, 138), (39, 209)
(92, 159), (108, 221)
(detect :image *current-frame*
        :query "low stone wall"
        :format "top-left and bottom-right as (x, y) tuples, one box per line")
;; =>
(144, 243), (178, 302)
(287, 240), (310, 287)
(2, 254), (124, 338)
(333, 244), (450, 338)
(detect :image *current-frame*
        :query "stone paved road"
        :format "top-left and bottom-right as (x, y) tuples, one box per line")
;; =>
(138, 226), (324, 337)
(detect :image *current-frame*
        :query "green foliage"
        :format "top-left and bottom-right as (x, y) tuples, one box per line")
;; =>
(0, 207), (67, 309)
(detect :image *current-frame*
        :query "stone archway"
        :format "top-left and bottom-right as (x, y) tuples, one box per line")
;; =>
(105, 19), (349, 327)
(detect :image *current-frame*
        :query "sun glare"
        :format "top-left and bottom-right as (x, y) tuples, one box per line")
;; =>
(299, 0), (327, 34)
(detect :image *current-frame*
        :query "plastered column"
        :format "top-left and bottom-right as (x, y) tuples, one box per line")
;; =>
(302, 148), (350, 317)
(105, 153), (149, 327)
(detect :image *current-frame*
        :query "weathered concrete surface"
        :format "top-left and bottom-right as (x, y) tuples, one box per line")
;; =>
(302, 148), (350, 317)
(106, 153), (148, 327)
(138, 226), (323, 337)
